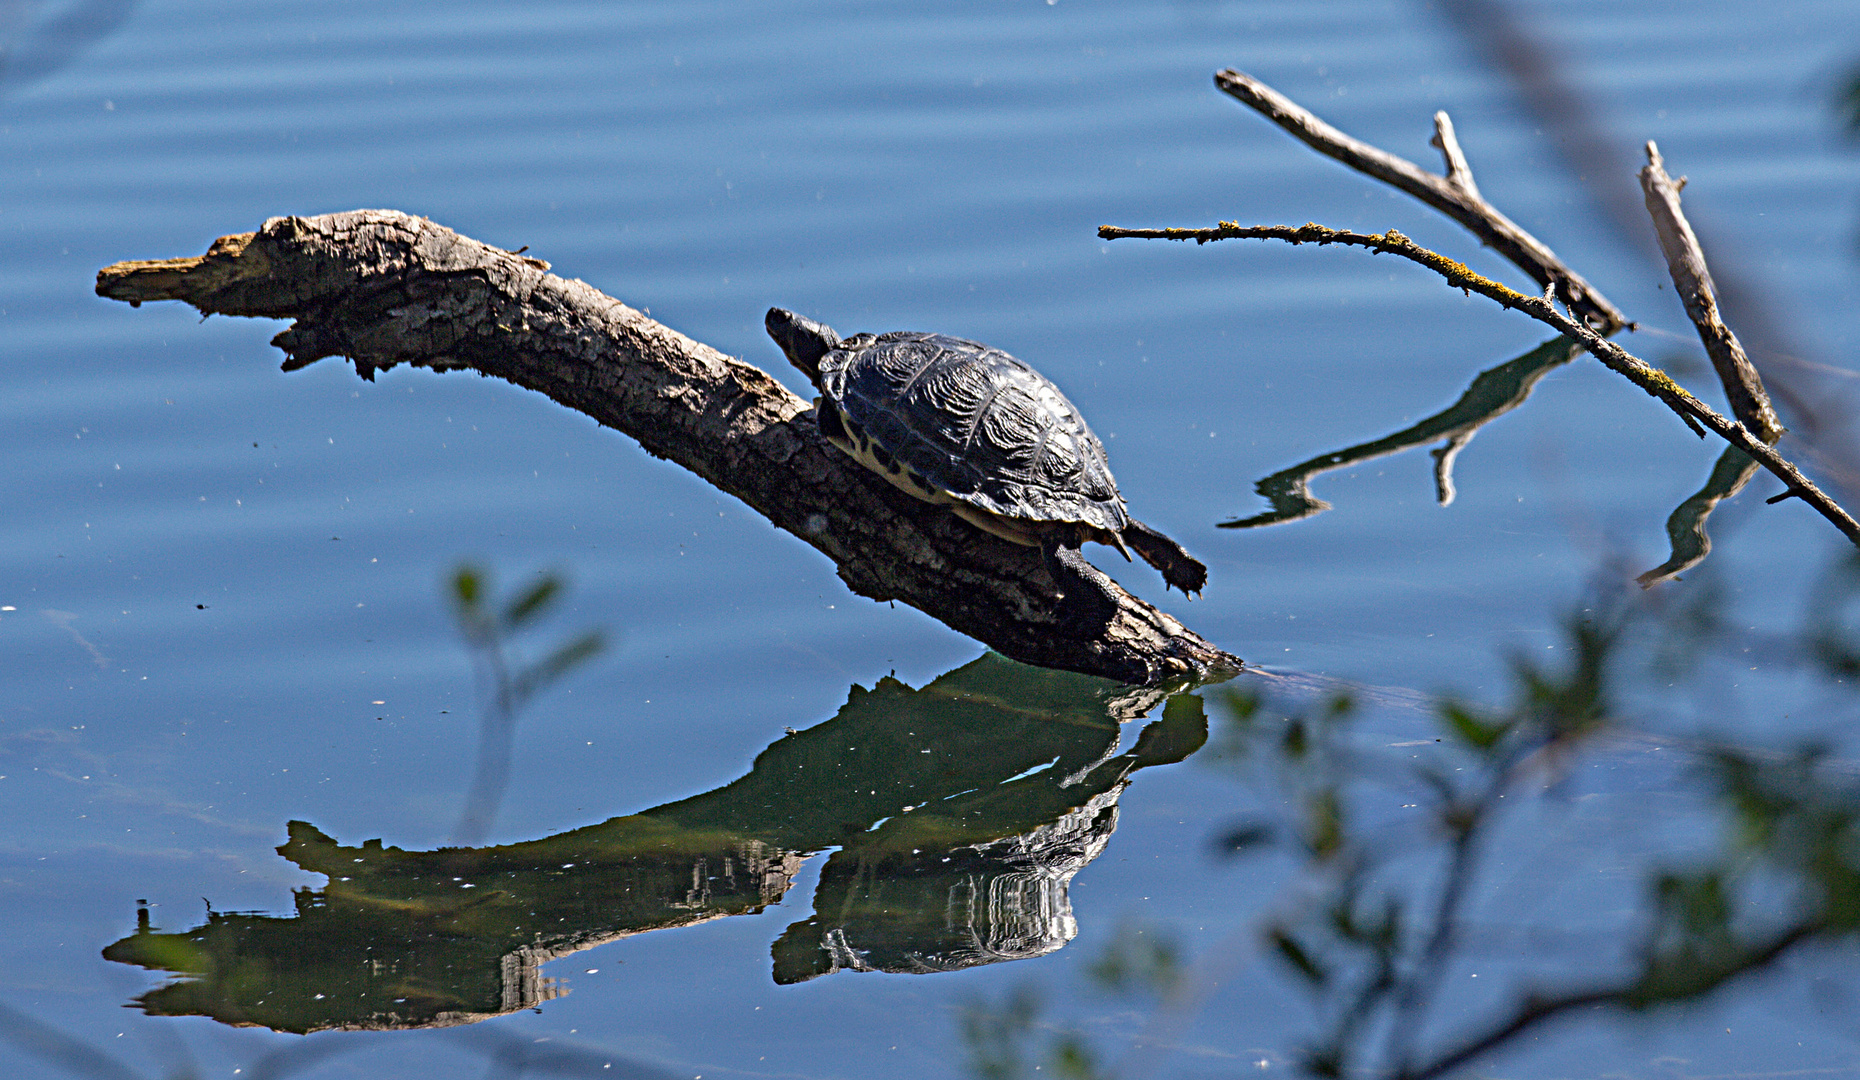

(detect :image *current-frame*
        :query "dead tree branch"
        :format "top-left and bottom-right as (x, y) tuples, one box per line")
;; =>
(96, 210), (1240, 686)
(1213, 68), (1629, 333)
(1096, 221), (1860, 547)
(1639, 141), (1785, 444)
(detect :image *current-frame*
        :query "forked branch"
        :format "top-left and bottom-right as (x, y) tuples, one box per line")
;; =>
(1213, 69), (1629, 333)
(1096, 221), (1860, 546)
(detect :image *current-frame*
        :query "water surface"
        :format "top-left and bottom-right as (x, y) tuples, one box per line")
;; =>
(4, 0), (1860, 1076)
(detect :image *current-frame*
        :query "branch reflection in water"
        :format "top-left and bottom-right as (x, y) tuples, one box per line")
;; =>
(1224, 335), (1769, 589)
(100, 654), (1219, 1033)
(1222, 337), (1580, 530)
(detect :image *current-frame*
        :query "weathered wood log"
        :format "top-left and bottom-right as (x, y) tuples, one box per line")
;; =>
(97, 210), (1240, 685)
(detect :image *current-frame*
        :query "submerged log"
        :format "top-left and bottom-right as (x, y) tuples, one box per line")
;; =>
(97, 210), (1240, 685)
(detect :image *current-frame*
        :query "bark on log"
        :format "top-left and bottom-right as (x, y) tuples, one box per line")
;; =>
(96, 210), (1240, 685)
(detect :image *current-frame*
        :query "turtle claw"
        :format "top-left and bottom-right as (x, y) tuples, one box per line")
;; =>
(1122, 520), (1208, 597)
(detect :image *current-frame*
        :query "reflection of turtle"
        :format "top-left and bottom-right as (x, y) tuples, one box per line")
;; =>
(766, 308), (1207, 599)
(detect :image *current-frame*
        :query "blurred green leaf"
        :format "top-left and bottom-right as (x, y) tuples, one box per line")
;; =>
(1282, 717), (1309, 760)
(503, 574), (563, 629)
(961, 986), (1040, 1080)
(1306, 787), (1344, 859)
(452, 565), (483, 610)
(1086, 922), (1181, 997)
(1051, 1035), (1103, 1080)
(513, 630), (607, 703)
(1440, 701), (1506, 751)
(1304, 1048), (1343, 1079)
(1224, 685), (1262, 723)
(1270, 927), (1328, 987)
(1839, 63), (1860, 137)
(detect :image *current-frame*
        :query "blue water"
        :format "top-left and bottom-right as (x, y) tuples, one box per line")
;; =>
(5, 0), (1860, 1076)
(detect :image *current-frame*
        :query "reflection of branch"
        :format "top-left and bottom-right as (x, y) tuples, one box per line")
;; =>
(94, 212), (1239, 686)
(1098, 222), (1860, 548)
(1212, 69), (1627, 333)
(1222, 338), (1579, 529)
(1627, 143), (1783, 589)
(1635, 446), (1763, 589)
(1639, 142), (1783, 444)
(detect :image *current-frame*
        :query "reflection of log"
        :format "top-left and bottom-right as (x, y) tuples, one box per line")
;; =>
(767, 689), (1206, 982)
(103, 825), (806, 1032)
(100, 655), (1190, 1032)
(771, 786), (1122, 981)
(95, 211), (1239, 685)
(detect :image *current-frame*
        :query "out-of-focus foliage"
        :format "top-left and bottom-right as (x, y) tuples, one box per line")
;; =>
(1840, 61), (1860, 139)
(967, 555), (1860, 1080)
(447, 564), (607, 845)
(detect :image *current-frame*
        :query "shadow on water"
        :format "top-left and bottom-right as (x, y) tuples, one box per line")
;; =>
(98, 653), (1219, 1033)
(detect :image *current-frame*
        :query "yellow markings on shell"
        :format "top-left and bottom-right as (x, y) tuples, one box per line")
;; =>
(825, 401), (1127, 551)
(828, 404), (1039, 546)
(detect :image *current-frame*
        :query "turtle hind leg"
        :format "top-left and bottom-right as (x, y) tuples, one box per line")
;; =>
(1041, 540), (1120, 627)
(1122, 520), (1208, 597)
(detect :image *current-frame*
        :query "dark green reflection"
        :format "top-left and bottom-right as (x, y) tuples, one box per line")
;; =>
(102, 654), (1211, 1033)
(1223, 337), (1581, 529)
(1636, 445), (1761, 587)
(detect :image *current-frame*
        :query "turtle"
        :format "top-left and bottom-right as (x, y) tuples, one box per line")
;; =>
(765, 307), (1207, 602)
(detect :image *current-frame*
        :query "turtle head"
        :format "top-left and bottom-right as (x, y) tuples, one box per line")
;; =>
(765, 307), (841, 388)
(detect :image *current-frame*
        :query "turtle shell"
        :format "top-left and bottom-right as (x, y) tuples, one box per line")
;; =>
(816, 331), (1132, 545)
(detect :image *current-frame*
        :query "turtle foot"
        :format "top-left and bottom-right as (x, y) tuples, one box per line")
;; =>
(1042, 543), (1120, 627)
(1122, 520), (1207, 597)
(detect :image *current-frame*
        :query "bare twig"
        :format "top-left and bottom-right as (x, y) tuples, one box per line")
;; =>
(1639, 141), (1784, 444)
(1212, 69), (1628, 333)
(97, 211), (1241, 685)
(1097, 221), (1860, 547)
(1429, 112), (1481, 202)
(1436, 0), (1854, 494)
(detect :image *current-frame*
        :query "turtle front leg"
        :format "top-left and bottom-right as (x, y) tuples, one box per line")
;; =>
(1121, 520), (1207, 597)
(1041, 540), (1120, 626)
